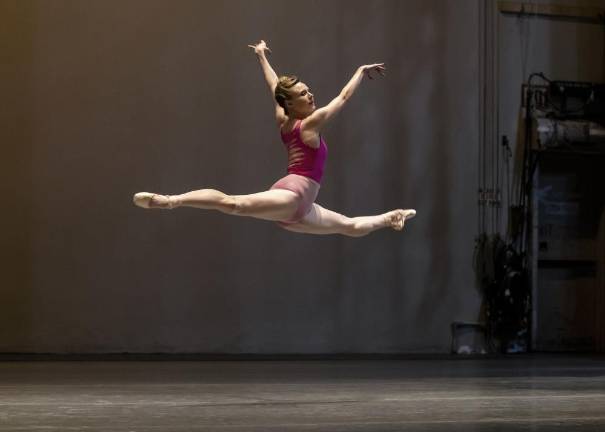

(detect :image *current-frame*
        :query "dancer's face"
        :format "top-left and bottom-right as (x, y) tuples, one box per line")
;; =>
(287, 82), (316, 117)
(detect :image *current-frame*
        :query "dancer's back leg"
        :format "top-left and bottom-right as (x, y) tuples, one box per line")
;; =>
(134, 189), (299, 222)
(280, 204), (416, 237)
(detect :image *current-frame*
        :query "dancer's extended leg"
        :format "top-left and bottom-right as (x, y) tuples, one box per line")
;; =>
(133, 189), (299, 222)
(280, 204), (416, 237)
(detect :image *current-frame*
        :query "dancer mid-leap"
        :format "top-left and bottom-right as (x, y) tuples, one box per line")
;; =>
(133, 40), (416, 237)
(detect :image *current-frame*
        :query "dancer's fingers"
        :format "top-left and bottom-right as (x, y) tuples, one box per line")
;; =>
(249, 41), (271, 54)
(363, 63), (386, 79)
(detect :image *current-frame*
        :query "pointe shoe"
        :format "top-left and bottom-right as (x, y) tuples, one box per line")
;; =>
(133, 192), (175, 209)
(389, 209), (417, 231)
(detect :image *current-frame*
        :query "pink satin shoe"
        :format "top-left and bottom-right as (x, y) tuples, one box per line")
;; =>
(133, 192), (176, 209)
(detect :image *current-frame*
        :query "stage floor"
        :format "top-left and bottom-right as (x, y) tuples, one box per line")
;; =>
(1, 355), (605, 431)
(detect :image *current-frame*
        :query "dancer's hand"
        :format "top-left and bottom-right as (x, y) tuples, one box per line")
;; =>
(248, 40), (272, 55)
(360, 63), (386, 80)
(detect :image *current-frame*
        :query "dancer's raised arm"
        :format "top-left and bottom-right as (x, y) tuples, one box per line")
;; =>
(248, 40), (286, 124)
(304, 63), (385, 132)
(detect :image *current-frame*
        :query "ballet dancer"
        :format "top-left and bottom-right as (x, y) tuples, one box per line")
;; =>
(133, 40), (416, 237)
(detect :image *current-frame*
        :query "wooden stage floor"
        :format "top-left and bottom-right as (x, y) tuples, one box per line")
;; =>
(1, 355), (605, 431)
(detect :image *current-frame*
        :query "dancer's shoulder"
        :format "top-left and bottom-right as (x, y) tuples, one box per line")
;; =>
(280, 119), (301, 135)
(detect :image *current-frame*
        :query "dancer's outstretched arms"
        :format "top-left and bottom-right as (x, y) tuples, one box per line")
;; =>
(304, 63), (385, 133)
(248, 40), (287, 124)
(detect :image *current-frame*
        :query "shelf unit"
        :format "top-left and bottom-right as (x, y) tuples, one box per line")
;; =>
(530, 149), (605, 351)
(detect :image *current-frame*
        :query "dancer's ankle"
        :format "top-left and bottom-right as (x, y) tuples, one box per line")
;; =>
(148, 194), (177, 209)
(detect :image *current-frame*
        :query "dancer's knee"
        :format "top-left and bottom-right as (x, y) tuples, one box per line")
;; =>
(231, 196), (249, 215)
(207, 190), (237, 214)
(232, 195), (266, 216)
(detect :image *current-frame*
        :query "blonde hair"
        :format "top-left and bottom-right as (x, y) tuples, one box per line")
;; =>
(274, 75), (299, 115)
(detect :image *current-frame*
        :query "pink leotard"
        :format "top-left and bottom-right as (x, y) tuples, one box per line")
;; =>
(280, 120), (327, 182)
(270, 120), (328, 224)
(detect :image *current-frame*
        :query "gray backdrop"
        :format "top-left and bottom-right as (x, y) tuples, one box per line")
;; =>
(2, 0), (481, 353)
